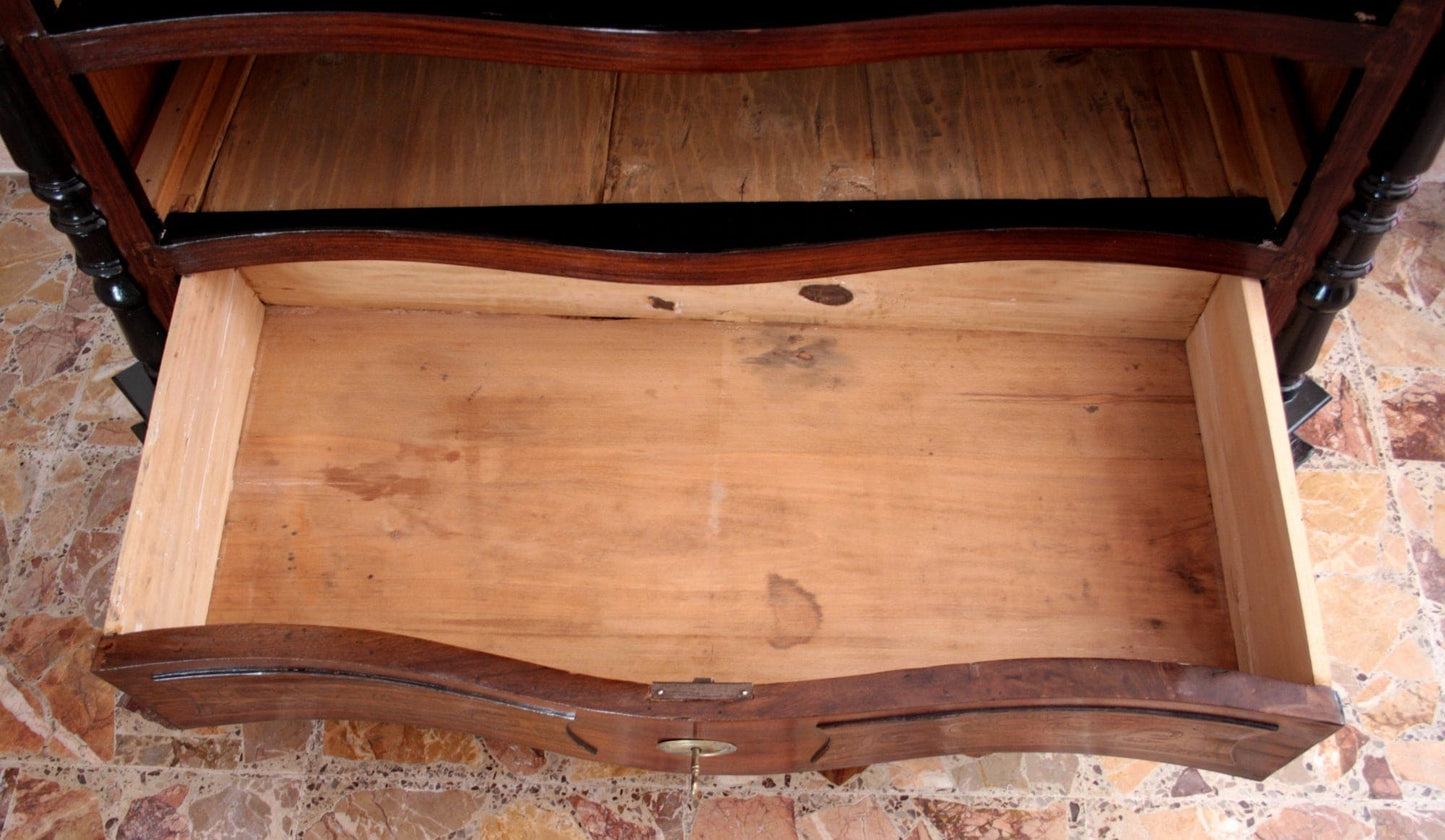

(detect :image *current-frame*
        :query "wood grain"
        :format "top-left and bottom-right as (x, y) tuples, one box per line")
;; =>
(86, 64), (165, 160)
(1098, 50), (1236, 198)
(605, 66), (876, 202)
(1186, 276), (1328, 687)
(1191, 52), (1271, 206)
(239, 259), (1222, 340)
(51, 8), (1381, 76)
(1221, 54), (1309, 219)
(134, 56), (253, 215)
(208, 309), (1234, 685)
(106, 269), (264, 635)
(869, 50), (1148, 200)
(197, 50), (1306, 211)
(201, 54), (616, 210)
(95, 626), (1344, 779)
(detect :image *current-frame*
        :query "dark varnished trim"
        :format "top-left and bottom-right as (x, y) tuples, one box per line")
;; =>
(1277, 25), (1445, 401)
(157, 200), (1280, 284)
(1265, 0), (1445, 329)
(0, 43), (167, 376)
(0, 0), (177, 321)
(95, 624), (1343, 778)
(44, 1), (1403, 30)
(150, 667), (578, 720)
(51, 8), (1381, 74)
(817, 704), (1280, 731)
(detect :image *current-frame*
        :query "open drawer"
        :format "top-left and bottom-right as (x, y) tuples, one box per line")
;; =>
(92, 260), (1342, 779)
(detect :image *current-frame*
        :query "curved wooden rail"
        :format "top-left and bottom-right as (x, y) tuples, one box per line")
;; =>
(156, 201), (1281, 284)
(95, 625), (1343, 779)
(51, 6), (1381, 73)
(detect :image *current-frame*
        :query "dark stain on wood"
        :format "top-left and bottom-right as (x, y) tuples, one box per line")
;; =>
(767, 573), (822, 649)
(1049, 48), (1092, 67)
(647, 295), (677, 311)
(1170, 558), (1211, 596)
(744, 335), (838, 370)
(322, 467), (428, 501)
(798, 284), (854, 306)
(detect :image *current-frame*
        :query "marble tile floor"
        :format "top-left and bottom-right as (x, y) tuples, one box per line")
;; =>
(0, 171), (1443, 839)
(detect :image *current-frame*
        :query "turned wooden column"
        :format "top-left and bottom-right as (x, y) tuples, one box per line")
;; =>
(1276, 33), (1445, 404)
(0, 44), (166, 379)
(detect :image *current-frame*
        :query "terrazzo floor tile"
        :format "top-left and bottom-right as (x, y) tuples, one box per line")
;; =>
(0, 152), (1441, 838)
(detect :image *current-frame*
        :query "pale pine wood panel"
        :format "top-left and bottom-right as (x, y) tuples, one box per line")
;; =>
(208, 310), (1234, 684)
(1187, 277), (1327, 686)
(1221, 54), (1309, 219)
(239, 259), (1221, 340)
(603, 66), (878, 202)
(201, 54), (617, 210)
(1192, 52), (1271, 203)
(106, 270), (264, 634)
(88, 64), (167, 160)
(135, 56), (254, 215)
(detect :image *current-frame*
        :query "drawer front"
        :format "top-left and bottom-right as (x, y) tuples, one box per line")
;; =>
(95, 625), (1341, 779)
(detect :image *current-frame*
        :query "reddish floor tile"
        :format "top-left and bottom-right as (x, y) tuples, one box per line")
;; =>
(1383, 371), (1445, 462)
(798, 799), (901, 840)
(1297, 372), (1379, 465)
(1365, 755), (1405, 800)
(568, 796), (657, 840)
(918, 800), (1067, 840)
(1372, 808), (1445, 839)
(321, 719), (485, 766)
(0, 775), (103, 840)
(480, 802), (588, 840)
(691, 796), (796, 840)
(1374, 182), (1445, 312)
(241, 719), (313, 764)
(11, 310), (95, 388)
(1256, 806), (1371, 840)
(0, 613), (114, 761)
(302, 788), (482, 840)
(482, 737), (548, 776)
(115, 784), (190, 840)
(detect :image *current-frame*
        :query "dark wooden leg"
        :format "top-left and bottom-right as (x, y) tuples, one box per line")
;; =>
(0, 44), (166, 385)
(1275, 33), (1445, 465)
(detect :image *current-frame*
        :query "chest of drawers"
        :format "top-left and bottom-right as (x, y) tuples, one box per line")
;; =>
(4, 0), (1443, 782)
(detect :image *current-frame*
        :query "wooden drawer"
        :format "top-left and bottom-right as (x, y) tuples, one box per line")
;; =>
(93, 260), (1341, 780)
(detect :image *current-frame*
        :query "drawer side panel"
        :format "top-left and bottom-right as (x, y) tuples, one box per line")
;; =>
(106, 268), (264, 635)
(1186, 276), (1328, 686)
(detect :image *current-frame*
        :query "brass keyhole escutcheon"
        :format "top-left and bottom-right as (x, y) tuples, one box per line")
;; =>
(656, 739), (737, 797)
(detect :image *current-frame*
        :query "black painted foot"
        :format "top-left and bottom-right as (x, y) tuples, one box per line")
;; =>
(111, 361), (155, 442)
(1289, 434), (1317, 467)
(1282, 376), (1331, 468)
(1283, 376), (1332, 433)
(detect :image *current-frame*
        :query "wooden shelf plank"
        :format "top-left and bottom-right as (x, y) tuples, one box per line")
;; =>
(603, 66), (877, 203)
(201, 54), (617, 210)
(193, 49), (1307, 212)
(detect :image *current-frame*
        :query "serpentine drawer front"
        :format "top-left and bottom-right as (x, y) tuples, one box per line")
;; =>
(93, 266), (1342, 779)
